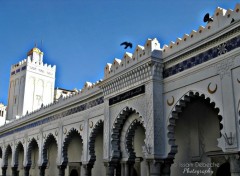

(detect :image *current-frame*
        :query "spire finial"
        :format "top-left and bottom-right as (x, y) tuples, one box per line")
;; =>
(34, 42), (37, 48)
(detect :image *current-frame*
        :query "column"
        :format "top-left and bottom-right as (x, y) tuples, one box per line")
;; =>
(230, 155), (240, 176)
(2, 167), (7, 176)
(161, 159), (173, 176)
(120, 162), (129, 176)
(12, 167), (18, 176)
(105, 162), (115, 176)
(148, 160), (162, 176)
(39, 166), (46, 176)
(24, 166), (30, 176)
(82, 164), (93, 176)
(58, 165), (66, 176)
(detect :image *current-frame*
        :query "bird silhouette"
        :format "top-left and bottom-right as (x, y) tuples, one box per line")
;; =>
(203, 13), (213, 23)
(121, 42), (132, 49)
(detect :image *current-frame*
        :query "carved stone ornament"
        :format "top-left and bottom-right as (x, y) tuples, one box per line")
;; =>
(215, 58), (234, 79)
(63, 128), (67, 134)
(237, 78), (240, 84)
(80, 124), (83, 131)
(167, 96), (175, 106)
(207, 83), (218, 94)
(55, 130), (58, 136)
(89, 121), (93, 128)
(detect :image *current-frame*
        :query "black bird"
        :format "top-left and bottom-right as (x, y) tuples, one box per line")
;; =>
(121, 42), (132, 49)
(231, 18), (235, 23)
(203, 13), (213, 23)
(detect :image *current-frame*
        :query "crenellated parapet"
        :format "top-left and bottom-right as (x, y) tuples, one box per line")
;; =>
(104, 38), (161, 79)
(163, 4), (240, 58)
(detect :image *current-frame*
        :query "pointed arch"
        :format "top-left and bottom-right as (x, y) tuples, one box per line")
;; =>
(110, 106), (143, 163)
(14, 141), (24, 168)
(125, 118), (145, 162)
(3, 144), (12, 167)
(62, 128), (83, 166)
(167, 90), (223, 158)
(42, 133), (58, 167)
(26, 138), (39, 167)
(88, 119), (104, 164)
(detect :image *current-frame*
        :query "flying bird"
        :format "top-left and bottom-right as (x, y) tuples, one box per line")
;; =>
(121, 42), (132, 49)
(203, 13), (213, 23)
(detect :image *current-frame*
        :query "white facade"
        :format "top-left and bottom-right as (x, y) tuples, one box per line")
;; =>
(7, 47), (56, 120)
(0, 103), (6, 126)
(0, 4), (240, 176)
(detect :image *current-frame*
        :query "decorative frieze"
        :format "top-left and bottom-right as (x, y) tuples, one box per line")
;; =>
(109, 85), (145, 106)
(0, 97), (104, 139)
(163, 26), (240, 78)
(102, 60), (162, 96)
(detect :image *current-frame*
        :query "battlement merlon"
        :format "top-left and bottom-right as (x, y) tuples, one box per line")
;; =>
(104, 38), (162, 79)
(10, 47), (56, 75)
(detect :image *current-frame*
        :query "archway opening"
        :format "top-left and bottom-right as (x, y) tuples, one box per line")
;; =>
(216, 162), (230, 176)
(171, 97), (221, 176)
(4, 145), (12, 176)
(28, 138), (39, 175)
(43, 134), (58, 176)
(70, 168), (79, 176)
(118, 112), (146, 176)
(90, 120), (105, 176)
(64, 129), (83, 175)
(15, 142), (24, 175)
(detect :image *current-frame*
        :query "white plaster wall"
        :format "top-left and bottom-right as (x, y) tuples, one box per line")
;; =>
(171, 99), (220, 176)
(92, 130), (105, 176)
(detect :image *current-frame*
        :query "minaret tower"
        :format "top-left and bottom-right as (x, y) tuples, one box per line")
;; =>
(7, 47), (56, 120)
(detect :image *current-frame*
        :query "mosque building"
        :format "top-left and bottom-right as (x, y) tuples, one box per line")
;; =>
(0, 4), (240, 176)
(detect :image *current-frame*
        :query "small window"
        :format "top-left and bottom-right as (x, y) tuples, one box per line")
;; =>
(14, 96), (17, 104)
(21, 66), (26, 71)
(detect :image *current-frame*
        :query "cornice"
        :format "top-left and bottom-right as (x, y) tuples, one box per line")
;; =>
(100, 57), (163, 97)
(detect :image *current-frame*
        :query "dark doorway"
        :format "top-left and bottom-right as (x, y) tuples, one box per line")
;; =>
(216, 162), (230, 176)
(70, 169), (79, 176)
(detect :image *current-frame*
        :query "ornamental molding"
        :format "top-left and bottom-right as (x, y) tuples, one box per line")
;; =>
(215, 58), (235, 79)
(0, 97), (104, 139)
(101, 59), (163, 96)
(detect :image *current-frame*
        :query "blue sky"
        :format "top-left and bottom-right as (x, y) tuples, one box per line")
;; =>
(0, 0), (239, 105)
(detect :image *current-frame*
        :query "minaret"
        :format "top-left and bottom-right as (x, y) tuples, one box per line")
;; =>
(6, 47), (56, 120)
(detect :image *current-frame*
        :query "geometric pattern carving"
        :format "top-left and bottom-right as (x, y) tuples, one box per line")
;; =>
(125, 119), (144, 162)
(3, 145), (12, 167)
(167, 91), (223, 158)
(14, 142), (24, 168)
(42, 134), (58, 167)
(62, 128), (83, 166)
(110, 107), (142, 163)
(26, 138), (38, 167)
(88, 120), (103, 164)
(163, 31), (240, 78)
(0, 96), (104, 139)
